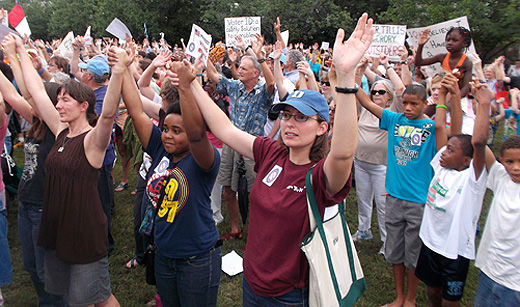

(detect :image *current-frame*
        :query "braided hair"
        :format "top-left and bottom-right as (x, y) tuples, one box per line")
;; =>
(447, 27), (471, 49)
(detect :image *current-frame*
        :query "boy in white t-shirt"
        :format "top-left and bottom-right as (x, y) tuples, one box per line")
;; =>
(473, 134), (520, 306)
(415, 75), (492, 306)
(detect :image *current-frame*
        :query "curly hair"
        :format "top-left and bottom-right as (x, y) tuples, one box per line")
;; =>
(500, 135), (520, 156)
(447, 27), (471, 49)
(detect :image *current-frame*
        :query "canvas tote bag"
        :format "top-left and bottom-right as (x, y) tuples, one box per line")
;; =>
(300, 168), (366, 306)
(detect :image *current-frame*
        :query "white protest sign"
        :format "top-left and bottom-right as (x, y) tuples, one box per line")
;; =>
(321, 41), (329, 51)
(281, 30), (289, 47)
(106, 18), (132, 42)
(0, 24), (19, 41)
(185, 24), (212, 64)
(55, 31), (75, 61)
(366, 24), (406, 61)
(407, 16), (476, 77)
(84, 26), (92, 46)
(224, 16), (261, 47)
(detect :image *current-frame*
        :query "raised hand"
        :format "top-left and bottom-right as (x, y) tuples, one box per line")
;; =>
(273, 41), (283, 60)
(274, 17), (281, 33)
(235, 36), (247, 52)
(471, 81), (494, 105)
(172, 59), (196, 88)
(152, 49), (172, 68)
(227, 48), (238, 63)
(1, 34), (18, 58)
(418, 29), (430, 46)
(297, 60), (313, 77)
(398, 46), (408, 61)
(108, 46), (132, 69)
(441, 73), (460, 95)
(72, 35), (85, 52)
(251, 33), (264, 57)
(333, 13), (375, 77)
(380, 53), (389, 68)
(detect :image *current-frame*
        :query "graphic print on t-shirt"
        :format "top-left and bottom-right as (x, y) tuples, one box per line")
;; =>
(393, 123), (433, 166)
(147, 156), (189, 223)
(21, 142), (39, 182)
(426, 177), (447, 212)
(262, 165), (283, 186)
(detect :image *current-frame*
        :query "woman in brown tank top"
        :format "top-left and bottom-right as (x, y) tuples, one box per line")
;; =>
(14, 33), (128, 307)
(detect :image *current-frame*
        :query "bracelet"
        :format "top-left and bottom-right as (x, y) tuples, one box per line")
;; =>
(436, 104), (448, 110)
(196, 73), (203, 77)
(385, 66), (393, 70)
(245, 45), (252, 52)
(401, 61), (408, 65)
(335, 85), (358, 94)
(38, 68), (45, 75)
(257, 57), (266, 64)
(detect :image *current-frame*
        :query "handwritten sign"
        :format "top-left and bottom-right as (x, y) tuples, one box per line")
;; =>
(225, 16), (261, 47)
(321, 41), (329, 51)
(185, 24), (212, 65)
(366, 24), (406, 61)
(407, 16), (476, 77)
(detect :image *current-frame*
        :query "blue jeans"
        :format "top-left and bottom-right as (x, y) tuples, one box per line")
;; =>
(474, 271), (520, 306)
(243, 277), (309, 307)
(155, 247), (221, 307)
(18, 202), (66, 306)
(0, 209), (11, 286)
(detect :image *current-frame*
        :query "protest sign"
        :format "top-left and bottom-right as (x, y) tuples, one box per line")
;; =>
(321, 41), (329, 51)
(84, 26), (92, 46)
(55, 31), (75, 61)
(281, 30), (289, 47)
(407, 16), (476, 77)
(366, 24), (406, 61)
(185, 24), (212, 64)
(224, 16), (261, 47)
(0, 24), (19, 41)
(106, 18), (132, 42)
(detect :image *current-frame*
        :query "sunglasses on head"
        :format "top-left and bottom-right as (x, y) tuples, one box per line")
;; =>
(371, 89), (387, 95)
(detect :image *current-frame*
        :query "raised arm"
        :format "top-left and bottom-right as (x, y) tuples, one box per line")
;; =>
(273, 41), (288, 98)
(138, 49), (171, 100)
(274, 17), (286, 49)
(324, 13), (374, 196)
(415, 29), (444, 66)
(15, 34), (65, 136)
(381, 53), (405, 96)
(398, 46), (413, 87)
(470, 52), (486, 81)
(70, 36), (84, 80)
(444, 73), (463, 137)
(297, 61), (319, 91)
(252, 34), (275, 95)
(471, 82), (493, 178)
(205, 59), (220, 85)
(173, 60), (215, 170)
(84, 47), (125, 168)
(189, 79), (255, 160)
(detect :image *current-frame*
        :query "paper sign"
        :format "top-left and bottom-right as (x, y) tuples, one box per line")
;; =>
(84, 26), (92, 46)
(106, 18), (132, 42)
(407, 16), (476, 77)
(281, 30), (289, 47)
(225, 16), (261, 47)
(185, 24), (212, 64)
(321, 41), (329, 51)
(366, 24), (406, 62)
(1, 9), (7, 27)
(0, 24), (19, 41)
(55, 31), (75, 61)
(221, 250), (243, 276)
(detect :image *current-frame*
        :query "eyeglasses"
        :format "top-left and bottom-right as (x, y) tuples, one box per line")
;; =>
(371, 89), (388, 95)
(279, 111), (318, 123)
(321, 81), (330, 86)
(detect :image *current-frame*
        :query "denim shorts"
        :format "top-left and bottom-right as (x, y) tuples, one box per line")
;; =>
(474, 271), (520, 306)
(0, 209), (12, 286)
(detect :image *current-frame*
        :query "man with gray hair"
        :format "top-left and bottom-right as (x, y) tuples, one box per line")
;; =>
(206, 37), (274, 240)
(284, 49), (306, 84)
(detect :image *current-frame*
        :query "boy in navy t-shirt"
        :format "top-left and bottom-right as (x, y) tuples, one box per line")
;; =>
(357, 84), (436, 307)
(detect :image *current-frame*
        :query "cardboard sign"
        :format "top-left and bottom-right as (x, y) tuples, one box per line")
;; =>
(55, 31), (75, 61)
(407, 16), (476, 77)
(281, 30), (289, 47)
(321, 41), (329, 51)
(106, 18), (132, 42)
(366, 24), (406, 61)
(84, 26), (92, 46)
(185, 24), (212, 64)
(224, 16), (261, 47)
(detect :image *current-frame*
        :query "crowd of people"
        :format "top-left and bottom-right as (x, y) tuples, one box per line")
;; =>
(0, 11), (517, 307)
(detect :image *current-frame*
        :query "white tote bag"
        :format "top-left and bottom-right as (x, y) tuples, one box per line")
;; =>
(300, 168), (366, 307)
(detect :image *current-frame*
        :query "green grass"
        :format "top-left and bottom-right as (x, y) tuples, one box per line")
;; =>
(2, 127), (505, 306)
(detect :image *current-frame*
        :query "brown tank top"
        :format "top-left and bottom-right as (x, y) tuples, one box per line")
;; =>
(38, 129), (108, 264)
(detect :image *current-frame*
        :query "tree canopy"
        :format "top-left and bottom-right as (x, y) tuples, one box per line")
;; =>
(2, 0), (519, 62)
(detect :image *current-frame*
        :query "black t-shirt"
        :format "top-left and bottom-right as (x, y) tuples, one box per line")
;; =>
(18, 128), (55, 206)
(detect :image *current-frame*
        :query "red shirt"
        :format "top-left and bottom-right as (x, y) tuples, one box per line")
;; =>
(244, 137), (352, 297)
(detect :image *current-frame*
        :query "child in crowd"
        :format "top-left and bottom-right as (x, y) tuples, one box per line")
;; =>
(357, 83), (436, 307)
(415, 27), (473, 97)
(473, 138), (520, 305)
(415, 75), (491, 306)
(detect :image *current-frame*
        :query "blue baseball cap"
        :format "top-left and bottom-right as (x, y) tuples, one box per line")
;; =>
(268, 52), (287, 65)
(78, 59), (110, 77)
(272, 89), (329, 123)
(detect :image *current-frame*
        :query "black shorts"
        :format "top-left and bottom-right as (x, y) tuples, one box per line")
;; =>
(415, 242), (469, 301)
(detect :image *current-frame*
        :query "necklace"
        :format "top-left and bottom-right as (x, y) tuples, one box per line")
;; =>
(57, 136), (71, 153)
